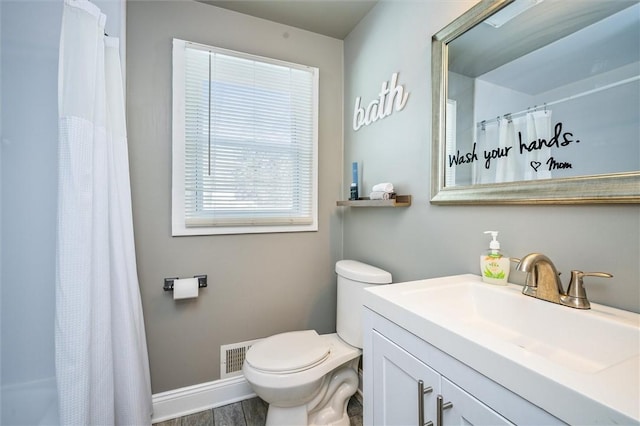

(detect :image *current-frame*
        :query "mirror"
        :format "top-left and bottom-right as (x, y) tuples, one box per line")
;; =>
(431, 0), (640, 204)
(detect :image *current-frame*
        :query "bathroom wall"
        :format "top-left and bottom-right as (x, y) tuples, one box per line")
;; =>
(1, 0), (123, 422)
(126, 1), (344, 393)
(1, 0), (61, 393)
(0, 0), (125, 390)
(343, 0), (640, 312)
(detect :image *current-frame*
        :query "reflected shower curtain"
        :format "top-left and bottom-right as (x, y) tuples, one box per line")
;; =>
(473, 123), (499, 184)
(495, 118), (520, 183)
(474, 111), (553, 184)
(503, 111), (554, 182)
(525, 110), (553, 180)
(56, 0), (152, 424)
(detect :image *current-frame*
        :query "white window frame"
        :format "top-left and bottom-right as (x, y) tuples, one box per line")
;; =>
(445, 99), (457, 187)
(171, 39), (319, 236)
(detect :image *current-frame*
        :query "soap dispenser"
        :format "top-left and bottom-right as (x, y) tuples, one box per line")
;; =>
(480, 231), (510, 285)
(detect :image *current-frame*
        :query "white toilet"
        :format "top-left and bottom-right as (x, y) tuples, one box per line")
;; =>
(242, 260), (392, 426)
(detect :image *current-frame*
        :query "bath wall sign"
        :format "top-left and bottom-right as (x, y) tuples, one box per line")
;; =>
(353, 72), (409, 131)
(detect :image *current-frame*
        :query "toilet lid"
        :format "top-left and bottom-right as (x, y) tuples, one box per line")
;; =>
(246, 330), (330, 374)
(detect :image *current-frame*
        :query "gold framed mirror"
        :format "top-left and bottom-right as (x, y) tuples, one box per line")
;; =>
(431, 0), (640, 204)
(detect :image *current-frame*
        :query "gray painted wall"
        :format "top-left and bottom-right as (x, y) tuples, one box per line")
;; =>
(343, 1), (639, 312)
(126, 1), (344, 393)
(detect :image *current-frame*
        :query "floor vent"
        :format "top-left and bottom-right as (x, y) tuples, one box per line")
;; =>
(220, 338), (262, 379)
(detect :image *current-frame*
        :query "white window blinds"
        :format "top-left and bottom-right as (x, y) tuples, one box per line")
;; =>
(172, 39), (318, 235)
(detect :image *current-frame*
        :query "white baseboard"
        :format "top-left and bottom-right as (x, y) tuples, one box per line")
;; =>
(152, 367), (366, 423)
(151, 376), (256, 423)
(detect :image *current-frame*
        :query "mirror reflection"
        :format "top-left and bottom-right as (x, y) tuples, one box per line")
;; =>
(444, 0), (639, 188)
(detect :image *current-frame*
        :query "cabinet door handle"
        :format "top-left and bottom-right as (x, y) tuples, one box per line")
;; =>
(418, 380), (434, 426)
(436, 394), (453, 426)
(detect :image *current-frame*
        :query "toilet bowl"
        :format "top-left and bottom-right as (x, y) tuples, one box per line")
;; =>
(243, 331), (360, 425)
(242, 260), (392, 426)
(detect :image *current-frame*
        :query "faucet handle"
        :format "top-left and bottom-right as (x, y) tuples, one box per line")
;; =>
(563, 270), (613, 309)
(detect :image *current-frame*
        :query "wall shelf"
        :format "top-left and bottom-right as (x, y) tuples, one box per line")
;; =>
(337, 195), (412, 207)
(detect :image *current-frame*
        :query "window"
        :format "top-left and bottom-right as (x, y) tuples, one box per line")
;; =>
(172, 39), (319, 235)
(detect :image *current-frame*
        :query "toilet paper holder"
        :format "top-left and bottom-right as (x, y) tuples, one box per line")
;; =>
(163, 275), (207, 292)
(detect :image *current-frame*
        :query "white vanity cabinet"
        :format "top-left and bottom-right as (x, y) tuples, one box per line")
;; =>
(371, 331), (441, 425)
(364, 307), (562, 426)
(440, 377), (512, 425)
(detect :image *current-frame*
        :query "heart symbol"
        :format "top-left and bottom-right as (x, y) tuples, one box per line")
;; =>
(530, 161), (542, 172)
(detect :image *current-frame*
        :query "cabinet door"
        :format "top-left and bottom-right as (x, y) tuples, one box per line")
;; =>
(441, 377), (514, 425)
(372, 330), (440, 426)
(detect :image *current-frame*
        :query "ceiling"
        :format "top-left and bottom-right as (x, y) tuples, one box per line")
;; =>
(198, 0), (378, 39)
(478, 2), (640, 95)
(448, 0), (638, 80)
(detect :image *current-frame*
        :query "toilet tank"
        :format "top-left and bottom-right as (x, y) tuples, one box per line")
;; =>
(336, 260), (392, 348)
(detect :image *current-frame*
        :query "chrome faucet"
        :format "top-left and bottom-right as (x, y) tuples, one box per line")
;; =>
(516, 253), (612, 309)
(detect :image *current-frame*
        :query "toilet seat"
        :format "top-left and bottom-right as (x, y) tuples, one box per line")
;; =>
(246, 330), (330, 374)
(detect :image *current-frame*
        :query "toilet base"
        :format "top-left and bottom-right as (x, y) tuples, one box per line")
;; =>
(264, 359), (359, 426)
(266, 405), (308, 426)
(266, 406), (350, 426)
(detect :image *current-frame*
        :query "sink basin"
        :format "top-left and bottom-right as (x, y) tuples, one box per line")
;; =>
(363, 274), (640, 424)
(399, 280), (639, 374)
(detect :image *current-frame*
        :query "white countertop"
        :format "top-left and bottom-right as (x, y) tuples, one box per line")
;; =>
(363, 274), (640, 425)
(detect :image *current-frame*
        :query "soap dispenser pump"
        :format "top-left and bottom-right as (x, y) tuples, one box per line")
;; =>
(480, 231), (510, 285)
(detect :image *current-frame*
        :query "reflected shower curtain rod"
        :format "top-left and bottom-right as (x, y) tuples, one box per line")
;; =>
(477, 75), (640, 128)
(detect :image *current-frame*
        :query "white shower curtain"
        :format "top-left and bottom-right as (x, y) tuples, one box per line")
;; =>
(56, 0), (152, 424)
